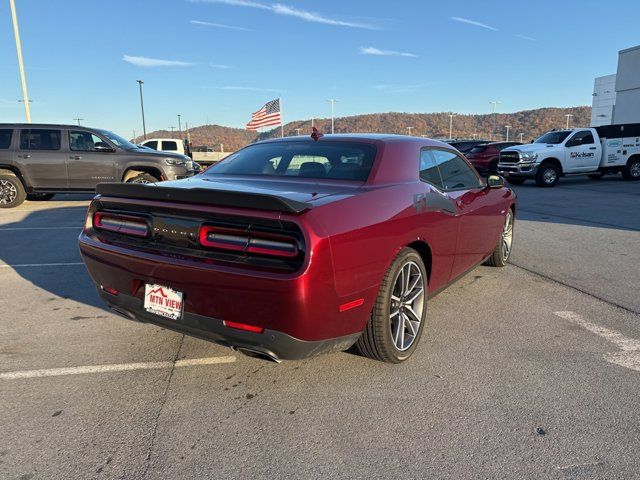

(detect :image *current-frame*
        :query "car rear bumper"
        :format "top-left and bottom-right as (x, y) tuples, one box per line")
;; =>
(99, 289), (360, 361)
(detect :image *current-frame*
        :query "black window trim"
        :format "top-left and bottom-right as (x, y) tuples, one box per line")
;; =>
(419, 146), (485, 192)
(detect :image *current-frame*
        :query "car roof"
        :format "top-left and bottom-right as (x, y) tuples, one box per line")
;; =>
(256, 133), (452, 148)
(0, 123), (102, 130)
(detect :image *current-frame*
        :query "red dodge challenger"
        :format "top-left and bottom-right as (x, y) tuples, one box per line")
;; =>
(79, 134), (516, 363)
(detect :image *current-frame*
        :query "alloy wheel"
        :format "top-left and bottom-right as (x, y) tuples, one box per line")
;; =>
(631, 161), (640, 178)
(389, 261), (425, 351)
(501, 210), (514, 262)
(543, 168), (557, 184)
(0, 179), (17, 205)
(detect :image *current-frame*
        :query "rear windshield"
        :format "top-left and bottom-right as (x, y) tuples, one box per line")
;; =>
(469, 145), (487, 153)
(206, 141), (377, 181)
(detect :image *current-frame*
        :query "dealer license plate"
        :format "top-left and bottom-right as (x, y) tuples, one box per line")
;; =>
(144, 284), (184, 320)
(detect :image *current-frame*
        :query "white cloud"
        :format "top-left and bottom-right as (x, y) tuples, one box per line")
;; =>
(450, 16), (498, 31)
(190, 19), (250, 30)
(210, 63), (234, 69)
(516, 34), (537, 42)
(123, 55), (194, 67)
(191, 0), (376, 29)
(360, 46), (417, 58)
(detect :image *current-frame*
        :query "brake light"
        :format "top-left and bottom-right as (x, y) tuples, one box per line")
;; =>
(223, 320), (264, 334)
(199, 226), (298, 258)
(93, 212), (150, 238)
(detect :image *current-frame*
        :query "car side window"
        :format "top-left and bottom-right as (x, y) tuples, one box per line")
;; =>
(162, 141), (178, 151)
(20, 129), (61, 150)
(419, 150), (444, 189)
(569, 130), (594, 146)
(144, 141), (158, 150)
(69, 131), (109, 151)
(432, 149), (482, 190)
(0, 129), (12, 149)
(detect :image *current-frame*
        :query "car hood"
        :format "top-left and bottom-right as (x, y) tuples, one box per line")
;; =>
(124, 147), (188, 160)
(158, 175), (362, 205)
(503, 143), (561, 154)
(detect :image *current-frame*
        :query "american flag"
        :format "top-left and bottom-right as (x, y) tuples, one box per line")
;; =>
(246, 98), (281, 130)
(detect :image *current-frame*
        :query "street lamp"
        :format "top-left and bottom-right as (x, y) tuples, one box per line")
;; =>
(407, 126), (413, 136)
(448, 114), (455, 140)
(519, 132), (525, 143)
(169, 126), (176, 134)
(177, 114), (182, 138)
(295, 128), (302, 136)
(489, 100), (501, 140)
(136, 80), (147, 140)
(10, 0), (31, 123)
(505, 125), (511, 142)
(327, 99), (338, 134)
(565, 114), (573, 129)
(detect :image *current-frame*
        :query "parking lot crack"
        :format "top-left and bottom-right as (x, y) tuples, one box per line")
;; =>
(141, 334), (185, 479)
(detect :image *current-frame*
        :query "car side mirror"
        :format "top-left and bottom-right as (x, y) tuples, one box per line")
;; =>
(94, 144), (115, 152)
(486, 174), (505, 189)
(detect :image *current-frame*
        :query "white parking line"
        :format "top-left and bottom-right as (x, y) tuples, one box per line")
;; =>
(0, 226), (82, 231)
(554, 311), (640, 372)
(0, 356), (237, 380)
(0, 262), (84, 268)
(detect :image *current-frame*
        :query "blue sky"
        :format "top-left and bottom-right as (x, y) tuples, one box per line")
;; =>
(1, 0), (639, 137)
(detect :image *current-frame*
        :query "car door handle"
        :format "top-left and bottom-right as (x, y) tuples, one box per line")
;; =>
(589, 147), (596, 150)
(18, 154), (31, 159)
(69, 155), (82, 160)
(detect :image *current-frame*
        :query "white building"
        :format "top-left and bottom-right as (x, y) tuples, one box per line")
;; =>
(592, 45), (640, 126)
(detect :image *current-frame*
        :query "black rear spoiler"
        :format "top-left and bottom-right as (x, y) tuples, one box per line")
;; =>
(95, 183), (312, 214)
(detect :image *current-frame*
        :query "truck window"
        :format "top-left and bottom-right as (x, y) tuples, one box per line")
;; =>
(19, 129), (61, 150)
(534, 131), (572, 144)
(162, 141), (178, 151)
(144, 140), (158, 150)
(0, 129), (12, 149)
(569, 131), (595, 145)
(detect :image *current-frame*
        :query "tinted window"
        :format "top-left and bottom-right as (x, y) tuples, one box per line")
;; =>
(419, 150), (444, 189)
(162, 141), (178, 151)
(20, 129), (61, 150)
(69, 131), (110, 151)
(207, 141), (377, 181)
(569, 130), (594, 145)
(469, 146), (488, 154)
(144, 140), (158, 150)
(534, 131), (571, 144)
(433, 149), (482, 190)
(0, 129), (12, 149)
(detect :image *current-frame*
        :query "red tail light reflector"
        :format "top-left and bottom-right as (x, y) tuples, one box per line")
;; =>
(93, 212), (150, 238)
(223, 320), (264, 334)
(100, 285), (119, 296)
(199, 226), (298, 258)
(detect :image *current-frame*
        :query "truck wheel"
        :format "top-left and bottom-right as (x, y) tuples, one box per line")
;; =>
(622, 157), (640, 181)
(484, 208), (514, 267)
(27, 193), (55, 201)
(535, 163), (560, 187)
(587, 172), (605, 180)
(127, 173), (159, 184)
(0, 174), (26, 208)
(507, 177), (526, 185)
(356, 248), (427, 363)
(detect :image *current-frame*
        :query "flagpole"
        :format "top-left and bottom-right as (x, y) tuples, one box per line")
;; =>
(280, 97), (284, 138)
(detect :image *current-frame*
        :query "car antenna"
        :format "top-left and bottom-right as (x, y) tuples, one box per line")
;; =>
(311, 127), (324, 141)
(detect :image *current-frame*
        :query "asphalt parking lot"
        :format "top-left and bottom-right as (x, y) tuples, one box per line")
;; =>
(1, 177), (639, 480)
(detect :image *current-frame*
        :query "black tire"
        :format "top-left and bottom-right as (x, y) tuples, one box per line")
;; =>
(622, 157), (640, 181)
(484, 208), (514, 267)
(127, 173), (159, 184)
(507, 177), (526, 185)
(26, 193), (55, 201)
(0, 174), (26, 208)
(587, 172), (605, 180)
(535, 163), (560, 187)
(356, 248), (428, 363)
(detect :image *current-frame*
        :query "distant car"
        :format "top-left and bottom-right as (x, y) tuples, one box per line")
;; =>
(465, 142), (522, 175)
(141, 138), (191, 158)
(79, 134), (517, 363)
(446, 140), (491, 153)
(0, 124), (196, 208)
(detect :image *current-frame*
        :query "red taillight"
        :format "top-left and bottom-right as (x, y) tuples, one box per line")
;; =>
(199, 226), (298, 258)
(223, 320), (264, 334)
(101, 285), (119, 296)
(93, 212), (150, 238)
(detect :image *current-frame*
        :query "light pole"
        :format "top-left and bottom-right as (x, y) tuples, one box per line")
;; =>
(565, 114), (573, 129)
(295, 128), (302, 136)
(73, 117), (83, 126)
(169, 126), (175, 134)
(519, 132), (525, 143)
(136, 80), (147, 139)
(448, 114), (455, 140)
(489, 100), (501, 140)
(407, 126), (413, 136)
(327, 99), (338, 134)
(10, 0), (31, 122)
(177, 114), (182, 138)
(505, 125), (511, 142)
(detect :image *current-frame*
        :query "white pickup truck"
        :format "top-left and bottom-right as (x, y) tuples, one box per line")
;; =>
(497, 123), (640, 187)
